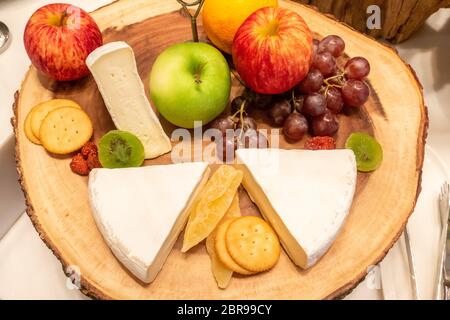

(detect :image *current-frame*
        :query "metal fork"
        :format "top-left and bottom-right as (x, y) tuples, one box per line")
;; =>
(404, 228), (419, 299)
(434, 182), (449, 299)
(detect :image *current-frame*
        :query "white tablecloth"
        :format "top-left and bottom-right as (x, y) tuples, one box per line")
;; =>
(0, 0), (449, 300)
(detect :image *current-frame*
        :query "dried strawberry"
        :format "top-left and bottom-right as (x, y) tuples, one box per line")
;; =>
(81, 141), (98, 159)
(70, 154), (90, 176)
(304, 136), (336, 150)
(87, 152), (102, 170)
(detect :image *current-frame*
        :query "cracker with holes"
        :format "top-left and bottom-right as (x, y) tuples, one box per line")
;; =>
(225, 216), (280, 273)
(40, 107), (93, 155)
(24, 105), (41, 145)
(30, 99), (81, 139)
(214, 218), (254, 276)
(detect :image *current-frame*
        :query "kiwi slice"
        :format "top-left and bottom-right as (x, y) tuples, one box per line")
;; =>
(345, 132), (383, 172)
(99, 130), (145, 169)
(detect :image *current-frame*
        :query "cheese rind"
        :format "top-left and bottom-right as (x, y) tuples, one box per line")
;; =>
(235, 148), (356, 268)
(88, 162), (210, 283)
(86, 42), (172, 159)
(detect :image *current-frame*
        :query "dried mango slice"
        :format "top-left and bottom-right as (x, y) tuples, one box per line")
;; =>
(182, 165), (243, 252)
(222, 193), (241, 220)
(206, 194), (241, 289)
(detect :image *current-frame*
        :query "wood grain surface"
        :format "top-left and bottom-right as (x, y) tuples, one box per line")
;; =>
(12, 0), (427, 299)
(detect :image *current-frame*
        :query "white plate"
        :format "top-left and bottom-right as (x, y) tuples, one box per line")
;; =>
(0, 135), (25, 240)
(381, 146), (449, 299)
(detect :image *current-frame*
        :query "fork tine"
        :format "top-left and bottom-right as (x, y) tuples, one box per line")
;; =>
(435, 182), (450, 299)
(445, 182), (450, 200)
(443, 182), (448, 195)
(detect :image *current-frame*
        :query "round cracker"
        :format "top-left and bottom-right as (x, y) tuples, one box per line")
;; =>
(214, 218), (254, 276)
(40, 107), (93, 155)
(24, 107), (41, 145)
(30, 99), (81, 139)
(226, 216), (280, 273)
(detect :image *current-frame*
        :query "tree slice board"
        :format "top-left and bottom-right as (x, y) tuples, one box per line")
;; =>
(12, 0), (427, 299)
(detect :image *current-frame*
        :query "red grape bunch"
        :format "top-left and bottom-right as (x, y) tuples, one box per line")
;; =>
(298, 35), (371, 137)
(211, 34), (371, 159)
(210, 96), (268, 163)
(245, 35), (371, 143)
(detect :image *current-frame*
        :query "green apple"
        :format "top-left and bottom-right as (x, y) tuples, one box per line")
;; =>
(149, 42), (231, 129)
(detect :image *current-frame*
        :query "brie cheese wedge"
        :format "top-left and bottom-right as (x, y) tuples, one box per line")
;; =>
(88, 162), (210, 283)
(235, 148), (356, 269)
(86, 41), (172, 159)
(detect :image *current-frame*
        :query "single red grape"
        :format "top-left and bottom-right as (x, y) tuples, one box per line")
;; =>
(209, 116), (235, 136)
(269, 100), (292, 126)
(345, 57), (370, 80)
(311, 110), (339, 136)
(318, 35), (345, 57)
(283, 113), (309, 141)
(326, 87), (344, 113)
(312, 51), (337, 77)
(298, 69), (324, 94)
(342, 79), (370, 107)
(302, 93), (327, 117)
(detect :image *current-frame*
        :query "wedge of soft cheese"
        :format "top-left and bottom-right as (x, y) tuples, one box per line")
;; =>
(235, 148), (356, 269)
(88, 162), (210, 283)
(86, 41), (172, 159)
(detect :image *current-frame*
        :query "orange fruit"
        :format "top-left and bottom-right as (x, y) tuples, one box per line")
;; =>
(202, 0), (278, 54)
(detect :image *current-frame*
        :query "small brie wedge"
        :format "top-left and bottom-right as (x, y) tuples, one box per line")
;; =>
(88, 162), (210, 283)
(235, 148), (356, 269)
(86, 41), (172, 159)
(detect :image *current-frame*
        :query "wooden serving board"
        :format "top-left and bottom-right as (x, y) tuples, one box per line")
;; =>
(12, 0), (427, 299)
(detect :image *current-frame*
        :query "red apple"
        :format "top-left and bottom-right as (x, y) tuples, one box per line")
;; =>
(232, 7), (313, 94)
(24, 3), (103, 81)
